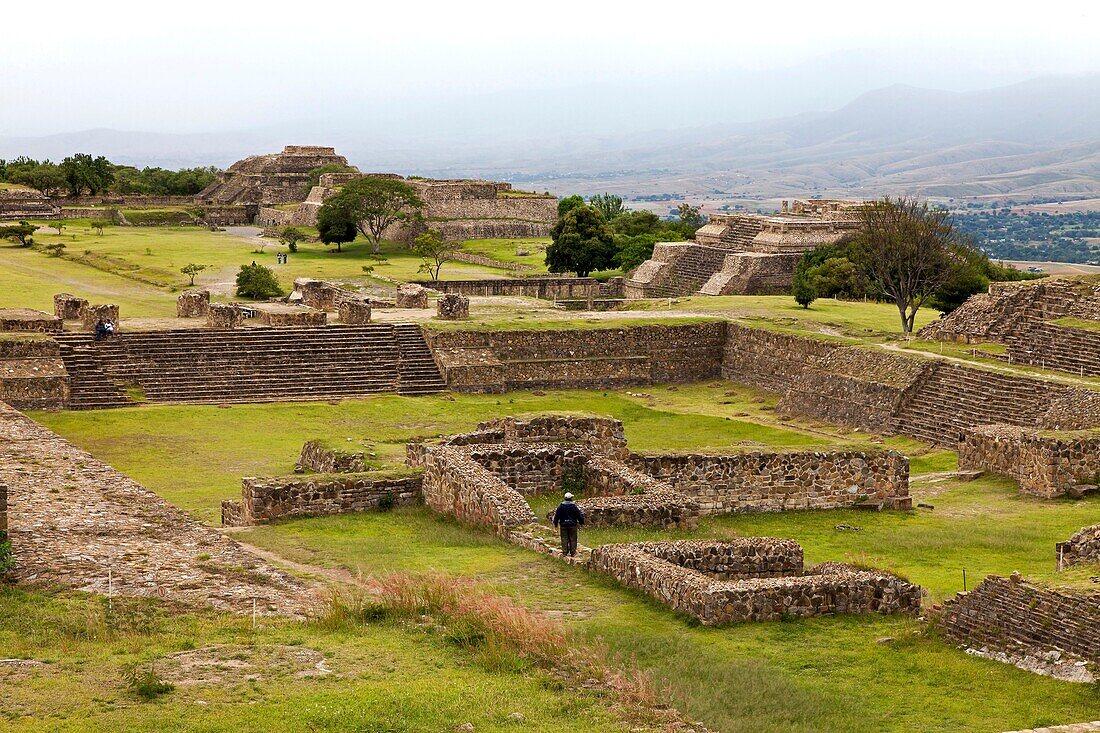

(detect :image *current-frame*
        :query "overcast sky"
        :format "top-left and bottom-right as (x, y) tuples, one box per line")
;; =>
(3, 0), (1099, 139)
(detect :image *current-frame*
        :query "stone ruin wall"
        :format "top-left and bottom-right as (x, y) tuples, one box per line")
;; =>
(0, 189), (60, 219)
(0, 336), (68, 410)
(591, 540), (921, 625)
(1058, 524), (1100, 569)
(959, 425), (1100, 498)
(631, 449), (911, 514)
(297, 440), (368, 473)
(414, 277), (600, 301)
(0, 309), (61, 333)
(698, 252), (804, 296)
(0, 476), (7, 536)
(426, 322), (727, 393)
(420, 445), (538, 534)
(222, 473), (422, 526)
(578, 455), (701, 530)
(938, 575), (1100, 665)
(176, 290), (210, 318)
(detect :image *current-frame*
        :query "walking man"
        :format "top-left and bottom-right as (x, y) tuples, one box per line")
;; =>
(552, 492), (584, 557)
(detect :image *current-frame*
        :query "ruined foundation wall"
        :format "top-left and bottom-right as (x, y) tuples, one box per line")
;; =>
(631, 449), (910, 513)
(959, 425), (1100, 498)
(420, 446), (537, 533)
(0, 337), (68, 410)
(414, 277), (599, 301)
(938, 575), (1100, 663)
(226, 474), (422, 526)
(1059, 524), (1100, 568)
(466, 444), (588, 495)
(297, 440), (368, 473)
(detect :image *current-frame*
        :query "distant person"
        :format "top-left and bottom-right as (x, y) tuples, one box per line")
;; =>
(552, 492), (584, 557)
(94, 319), (107, 341)
(104, 321), (115, 337)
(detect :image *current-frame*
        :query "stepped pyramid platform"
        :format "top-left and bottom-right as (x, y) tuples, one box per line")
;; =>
(53, 323), (445, 409)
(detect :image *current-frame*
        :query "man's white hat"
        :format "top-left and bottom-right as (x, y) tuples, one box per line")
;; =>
(564, 492), (574, 500)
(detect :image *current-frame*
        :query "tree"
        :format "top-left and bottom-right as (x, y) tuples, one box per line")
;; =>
(181, 263), (208, 286)
(557, 195), (585, 218)
(52, 222), (65, 236)
(277, 227), (304, 253)
(11, 163), (66, 196)
(590, 193), (625, 220)
(849, 197), (971, 333)
(316, 199), (359, 252)
(41, 242), (66, 257)
(318, 177), (424, 254)
(413, 228), (460, 281)
(234, 264), (283, 299)
(676, 203), (705, 230)
(614, 233), (659, 272)
(545, 205), (617, 277)
(0, 221), (36, 245)
(90, 220), (109, 236)
(59, 153), (114, 196)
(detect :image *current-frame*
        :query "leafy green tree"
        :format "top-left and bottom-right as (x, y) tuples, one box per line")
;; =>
(545, 205), (617, 277)
(590, 193), (625, 220)
(792, 271), (817, 308)
(557, 195), (585, 218)
(316, 199), (359, 252)
(234, 264), (283, 299)
(181, 263), (208, 286)
(413, 228), (460, 281)
(41, 242), (66, 257)
(11, 163), (66, 196)
(676, 203), (705, 230)
(277, 227), (304, 253)
(614, 233), (659, 272)
(0, 221), (36, 245)
(849, 197), (971, 333)
(60, 153), (114, 196)
(318, 177), (424, 254)
(52, 222), (64, 236)
(90, 220), (109, 236)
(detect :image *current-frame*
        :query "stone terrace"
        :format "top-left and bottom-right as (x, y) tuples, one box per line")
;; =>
(0, 401), (313, 615)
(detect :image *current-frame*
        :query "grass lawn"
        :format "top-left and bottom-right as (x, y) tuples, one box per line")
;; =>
(0, 587), (626, 732)
(26, 385), (1100, 732)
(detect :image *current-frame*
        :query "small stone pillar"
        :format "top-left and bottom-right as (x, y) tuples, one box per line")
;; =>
(176, 289), (211, 318)
(293, 279), (340, 311)
(396, 283), (429, 309)
(207, 303), (243, 329)
(80, 304), (119, 331)
(436, 293), (469, 320)
(339, 299), (372, 324)
(53, 293), (88, 320)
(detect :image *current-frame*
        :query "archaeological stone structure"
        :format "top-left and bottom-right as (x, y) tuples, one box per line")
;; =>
(396, 283), (430, 309)
(959, 425), (1100, 498)
(197, 146), (354, 207)
(436, 293), (470, 320)
(0, 188), (60, 220)
(938, 573), (1100, 675)
(591, 539), (921, 625)
(624, 199), (862, 297)
(0, 309), (61, 333)
(52, 294), (87, 321)
(921, 277), (1100, 377)
(1058, 524), (1100, 569)
(176, 289), (210, 318)
(0, 336), (68, 410)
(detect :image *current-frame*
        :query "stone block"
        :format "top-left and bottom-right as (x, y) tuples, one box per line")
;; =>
(176, 289), (210, 318)
(396, 283), (429, 309)
(79, 304), (119, 331)
(207, 303), (243, 329)
(436, 293), (469, 320)
(53, 293), (87, 320)
(339, 299), (371, 324)
(0, 309), (62, 333)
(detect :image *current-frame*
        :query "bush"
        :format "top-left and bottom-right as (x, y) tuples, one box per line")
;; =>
(235, 264), (283, 299)
(121, 662), (174, 701)
(378, 491), (396, 512)
(0, 534), (13, 574)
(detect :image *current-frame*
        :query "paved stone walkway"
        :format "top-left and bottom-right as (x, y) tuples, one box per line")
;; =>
(0, 402), (315, 616)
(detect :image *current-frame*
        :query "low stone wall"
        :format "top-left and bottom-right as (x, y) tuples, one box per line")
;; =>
(479, 415), (630, 460)
(427, 322), (727, 393)
(415, 277), (599, 301)
(255, 306), (327, 327)
(420, 446), (537, 534)
(339, 300), (371, 324)
(591, 542), (921, 625)
(53, 293), (87, 320)
(1058, 524), (1100, 569)
(626, 539), (803, 579)
(0, 337), (68, 410)
(938, 574), (1100, 666)
(578, 487), (701, 530)
(437, 293), (469, 320)
(207, 303), (242, 329)
(79, 304), (119, 330)
(0, 309), (61, 333)
(959, 425), (1100, 498)
(396, 283), (429, 309)
(297, 440), (367, 473)
(222, 473), (422, 526)
(631, 449), (911, 513)
(176, 290), (210, 318)
(467, 443), (587, 495)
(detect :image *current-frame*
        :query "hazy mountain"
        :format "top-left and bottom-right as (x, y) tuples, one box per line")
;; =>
(3, 75), (1099, 201)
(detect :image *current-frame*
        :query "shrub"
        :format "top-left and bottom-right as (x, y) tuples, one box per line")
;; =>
(121, 662), (174, 701)
(235, 264), (283, 299)
(0, 534), (13, 574)
(377, 491), (396, 512)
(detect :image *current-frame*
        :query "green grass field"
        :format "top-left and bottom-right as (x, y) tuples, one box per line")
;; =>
(24, 386), (1100, 732)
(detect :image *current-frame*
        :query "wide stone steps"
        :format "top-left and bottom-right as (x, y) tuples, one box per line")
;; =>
(54, 324), (446, 407)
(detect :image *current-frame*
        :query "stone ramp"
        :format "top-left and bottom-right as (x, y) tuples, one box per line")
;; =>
(0, 402), (314, 616)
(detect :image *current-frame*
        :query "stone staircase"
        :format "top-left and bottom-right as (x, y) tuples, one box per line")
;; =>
(55, 325), (446, 407)
(1004, 321), (1100, 377)
(54, 340), (131, 410)
(891, 362), (1057, 446)
(719, 217), (764, 248)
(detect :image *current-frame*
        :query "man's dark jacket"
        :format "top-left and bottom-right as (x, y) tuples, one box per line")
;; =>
(553, 500), (585, 527)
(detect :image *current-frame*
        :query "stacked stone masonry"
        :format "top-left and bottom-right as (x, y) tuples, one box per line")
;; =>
(176, 290), (210, 318)
(396, 284), (430, 309)
(0, 188), (60, 219)
(415, 277), (600, 301)
(938, 575), (1100, 665)
(53, 294), (87, 320)
(0, 309), (61, 333)
(436, 293), (469, 320)
(79, 304), (119, 331)
(1058, 524), (1100, 569)
(0, 336), (68, 410)
(959, 425), (1100, 498)
(207, 303), (243, 329)
(223, 474), (422, 526)
(297, 440), (368, 473)
(591, 540), (921, 625)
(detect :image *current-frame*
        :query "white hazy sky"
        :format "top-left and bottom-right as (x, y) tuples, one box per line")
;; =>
(2, 0), (1099, 137)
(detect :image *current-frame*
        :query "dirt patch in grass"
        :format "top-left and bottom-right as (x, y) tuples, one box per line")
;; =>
(157, 644), (333, 686)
